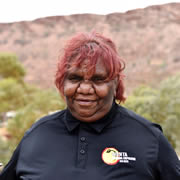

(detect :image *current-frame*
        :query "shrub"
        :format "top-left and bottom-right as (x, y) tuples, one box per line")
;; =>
(124, 74), (180, 151)
(0, 53), (25, 81)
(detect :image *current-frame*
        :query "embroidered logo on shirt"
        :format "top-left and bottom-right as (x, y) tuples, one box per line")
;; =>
(102, 147), (136, 165)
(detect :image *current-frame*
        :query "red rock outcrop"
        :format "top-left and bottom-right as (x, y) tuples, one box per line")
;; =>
(0, 3), (180, 94)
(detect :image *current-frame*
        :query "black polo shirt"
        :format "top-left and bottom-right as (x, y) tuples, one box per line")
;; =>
(1, 102), (180, 180)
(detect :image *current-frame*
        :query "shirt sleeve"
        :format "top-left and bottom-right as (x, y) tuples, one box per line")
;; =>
(0, 143), (21, 180)
(157, 131), (180, 180)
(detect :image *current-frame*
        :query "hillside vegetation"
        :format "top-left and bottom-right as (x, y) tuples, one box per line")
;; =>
(0, 53), (66, 165)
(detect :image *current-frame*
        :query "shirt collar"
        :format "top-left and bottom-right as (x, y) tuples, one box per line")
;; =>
(63, 101), (118, 133)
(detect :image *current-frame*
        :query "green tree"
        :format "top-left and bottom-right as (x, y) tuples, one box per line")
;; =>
(0, 53), (66, 165)
(0, 52), (28, 165)
(123, 85), (158, 120)
(124, 74), (180, 151)
(150, 75), (180, 149)
(0, 53), (25, 81)
(0, 78), (27, 113)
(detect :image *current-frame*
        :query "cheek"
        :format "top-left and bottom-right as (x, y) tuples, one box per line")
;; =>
(63, 81), (79, 97)
(94, 84), (113, 98)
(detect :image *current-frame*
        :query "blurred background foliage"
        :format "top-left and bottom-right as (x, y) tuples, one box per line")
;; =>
(0, 53), (180, 167)
(0, 53), (25, 81)
(0, 53), (66, 165)
(124, 75), (180, 150)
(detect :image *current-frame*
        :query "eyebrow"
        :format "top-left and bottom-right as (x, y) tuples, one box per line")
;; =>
(66, 67), (108, 79)
(91, 73), (106, 78)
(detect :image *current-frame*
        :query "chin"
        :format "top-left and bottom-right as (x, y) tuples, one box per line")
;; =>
(77, 110), (95, 118)
(75, 110), (106, 123)
(70, 106), (108, 122)
(73, 110), (98, 122)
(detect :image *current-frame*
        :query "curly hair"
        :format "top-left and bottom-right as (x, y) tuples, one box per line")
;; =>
(55, 31), (126, 102)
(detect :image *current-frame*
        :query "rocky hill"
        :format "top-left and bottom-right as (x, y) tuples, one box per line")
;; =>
(0, 3), (180, 95)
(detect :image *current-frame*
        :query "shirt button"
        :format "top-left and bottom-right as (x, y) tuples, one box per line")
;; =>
(80, 149), (85, 154)
(80, 137), (86, 142)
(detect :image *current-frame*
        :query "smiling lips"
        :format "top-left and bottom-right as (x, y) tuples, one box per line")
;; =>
(75, 99), (97, 106)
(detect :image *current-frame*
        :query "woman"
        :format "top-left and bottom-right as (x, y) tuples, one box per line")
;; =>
(0, 32), (180, 180)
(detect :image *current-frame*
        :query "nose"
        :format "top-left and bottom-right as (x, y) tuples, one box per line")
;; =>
(77, 81), (94, 94)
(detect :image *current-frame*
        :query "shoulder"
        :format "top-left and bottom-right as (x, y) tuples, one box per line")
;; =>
(116, 104), (162, 138)
(23, 109), (66, 138)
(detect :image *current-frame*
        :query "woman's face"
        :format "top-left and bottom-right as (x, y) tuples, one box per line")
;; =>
(63, 59), (117, 122)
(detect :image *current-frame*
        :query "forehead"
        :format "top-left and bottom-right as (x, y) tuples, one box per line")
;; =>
(67, 59), (108, 76)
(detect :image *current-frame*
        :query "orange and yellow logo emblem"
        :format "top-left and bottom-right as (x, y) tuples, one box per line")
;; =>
(101, 147), (119, 165)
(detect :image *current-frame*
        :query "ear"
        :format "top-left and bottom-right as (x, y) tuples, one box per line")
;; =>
(113, 77), (118, 97)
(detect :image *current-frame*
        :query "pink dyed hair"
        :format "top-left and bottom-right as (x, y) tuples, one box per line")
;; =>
(55, 32), (126, 102)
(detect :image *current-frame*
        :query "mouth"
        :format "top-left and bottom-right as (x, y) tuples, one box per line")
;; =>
(75, 99), (97, 106)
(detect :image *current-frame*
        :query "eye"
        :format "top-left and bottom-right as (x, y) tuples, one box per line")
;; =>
(91, 75), (106, 83)
(68, 75), (83, 82)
